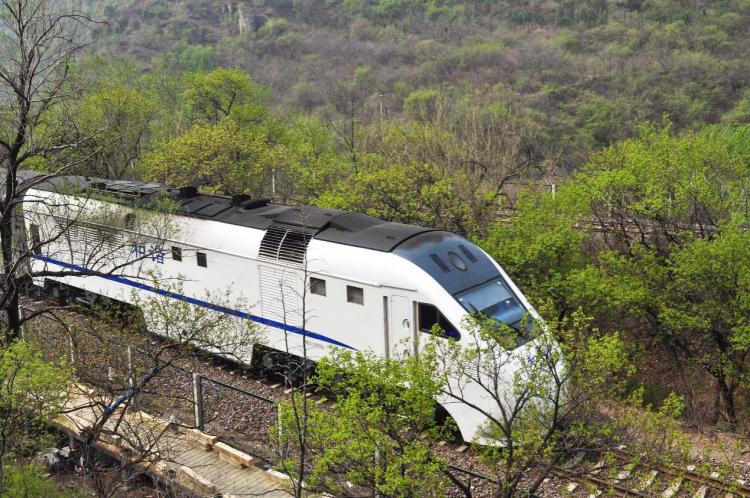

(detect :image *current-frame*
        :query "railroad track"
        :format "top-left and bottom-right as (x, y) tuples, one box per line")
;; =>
(547, 449), (750, 498)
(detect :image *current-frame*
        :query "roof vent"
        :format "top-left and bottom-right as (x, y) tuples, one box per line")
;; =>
(179, 186), (199, 198)
(259, 226), (312, 264)
(242, 198), (271, 210)
(232, 194), (252, 205)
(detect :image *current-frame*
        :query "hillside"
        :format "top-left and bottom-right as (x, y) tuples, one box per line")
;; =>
(86, 0), (750, 172)
(4, 2), (750, 494)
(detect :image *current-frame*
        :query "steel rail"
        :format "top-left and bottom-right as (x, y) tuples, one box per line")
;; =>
(612, 448), (750, 497)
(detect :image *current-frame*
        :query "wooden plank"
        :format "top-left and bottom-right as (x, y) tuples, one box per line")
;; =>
(55, 385), (290, 497)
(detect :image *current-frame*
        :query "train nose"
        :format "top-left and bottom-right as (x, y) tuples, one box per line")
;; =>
(469, 336), (566, 446)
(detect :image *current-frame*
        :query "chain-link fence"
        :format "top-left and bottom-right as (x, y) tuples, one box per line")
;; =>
(22, 307), (279, 463)
(200, 376), (277, 461)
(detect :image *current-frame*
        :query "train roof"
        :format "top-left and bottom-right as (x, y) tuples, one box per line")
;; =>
(17, 171), (436, 253)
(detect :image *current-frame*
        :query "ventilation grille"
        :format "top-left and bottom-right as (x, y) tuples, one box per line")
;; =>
(258, 226), (312, 264)
(64, 221), (124, 253)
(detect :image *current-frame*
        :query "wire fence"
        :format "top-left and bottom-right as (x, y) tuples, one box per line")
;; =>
(22, 307), (280, 463)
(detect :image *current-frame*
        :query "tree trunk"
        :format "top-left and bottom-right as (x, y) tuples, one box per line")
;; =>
(717, 377), (737, 430)
(711, 382), (721, 425)
(0, 216), (20, 343)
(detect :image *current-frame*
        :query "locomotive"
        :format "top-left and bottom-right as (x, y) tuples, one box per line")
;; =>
(19, 171), (538, 442)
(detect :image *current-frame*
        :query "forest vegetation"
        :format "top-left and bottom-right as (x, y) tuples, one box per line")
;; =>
(1, 0), (750, 496)
(82, 0), (750, 172)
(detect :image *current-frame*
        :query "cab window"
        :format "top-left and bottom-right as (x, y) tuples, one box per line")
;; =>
(417, 303), (459, 340)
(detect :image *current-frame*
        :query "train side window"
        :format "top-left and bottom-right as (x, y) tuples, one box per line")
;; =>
(196, 252), (207, 268)
(418, 303), (459, 340)
(29, 224), (41, 255)
(347, 285), (364, 305)
(172, 246), (182, 262)
(310, 277), (326, 296)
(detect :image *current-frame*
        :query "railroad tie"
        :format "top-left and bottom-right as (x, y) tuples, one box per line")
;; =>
(564, 451), (586, 468)
(565, 482), (578, 494)
(636, 470), (659, 491)
(692, 485), (708, 498)
(590, 461), (605, 476)
(588, 489), (602, 498)
(616, 469), (631, 481)
(661, 478), (682, 498)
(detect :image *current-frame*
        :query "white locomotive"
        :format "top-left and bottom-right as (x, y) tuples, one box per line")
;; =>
(19, 172), (538, 442)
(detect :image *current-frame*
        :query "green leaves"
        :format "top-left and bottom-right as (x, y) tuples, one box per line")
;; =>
(663, 227), (750, 353)
(182, 68), (270, 125)
(140, 116), (282, 195)
(0, 340), (73, 480)
(74, 82), (155, 178)
(1, 463), (84, 498)
(0, 340), (71, 418)
(491, 120), (750, 429)
(318, 160), (478, 235)
(276, 348), (450, 497)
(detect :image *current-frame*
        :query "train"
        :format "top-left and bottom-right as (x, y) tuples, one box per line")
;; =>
(18, 171), (539, 442)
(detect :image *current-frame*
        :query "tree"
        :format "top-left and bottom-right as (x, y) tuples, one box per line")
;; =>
(327, 65), (373, 165)
(182, 67), (269, 125)
(433, 310), (689, 498)
(264, 257), (320, 498)
(0, 2), (175, 344)
(70, 83), (155, 179)
(275, 116), (350, 204)
(484, 122), (750, 430)
(0, 339), (72, 485)
(722, 91), (750, 125)
(277, 347), (454, 497)
(139, 116), (284, 196)
(482, 189), (587, 319)
(23, 277), (262, 496)
(659, 226), (750, 428)
(404, 89), (442, 122)
(0, 0), (98, 341)
(323, 108), (539, 237)
(317, 159), (480, 236)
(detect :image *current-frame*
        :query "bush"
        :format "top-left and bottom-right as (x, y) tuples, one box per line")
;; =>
(404, 89), (441, 121)
(1, 464), (83, 498)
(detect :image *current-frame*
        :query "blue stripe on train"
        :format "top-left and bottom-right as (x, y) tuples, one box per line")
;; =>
(33, 255), (356, 350)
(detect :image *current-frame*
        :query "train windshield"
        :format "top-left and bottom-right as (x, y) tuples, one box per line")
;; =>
(456, 278), (527, 329)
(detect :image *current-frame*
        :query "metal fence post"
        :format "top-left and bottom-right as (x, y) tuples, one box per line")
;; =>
(18, 306), (25, 339)
(192, 373), (204, 430)
(277, 403), (287, 461)
(68, 335), (75, 364)
(126, 346), (134, 388)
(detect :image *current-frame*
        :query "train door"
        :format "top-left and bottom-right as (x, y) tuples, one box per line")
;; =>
(388, 295), (415, 357)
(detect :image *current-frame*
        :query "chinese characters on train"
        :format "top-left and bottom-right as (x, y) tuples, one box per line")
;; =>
(132, 244), (166, 264)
